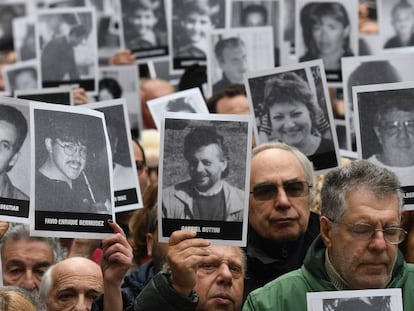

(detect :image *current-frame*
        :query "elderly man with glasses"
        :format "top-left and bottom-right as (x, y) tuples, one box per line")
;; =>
(244, 160), (414, 310)
(244, 142), (320, 299)
(35, 111), (110, 214)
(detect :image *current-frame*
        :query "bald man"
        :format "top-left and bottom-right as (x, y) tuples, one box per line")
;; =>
(39, 257), (103, 311)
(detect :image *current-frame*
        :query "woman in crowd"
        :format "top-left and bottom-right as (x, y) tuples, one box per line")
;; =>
(299, 2), (354, 70)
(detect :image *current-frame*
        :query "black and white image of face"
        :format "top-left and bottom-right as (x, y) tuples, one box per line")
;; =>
(2, 60), (39, 95)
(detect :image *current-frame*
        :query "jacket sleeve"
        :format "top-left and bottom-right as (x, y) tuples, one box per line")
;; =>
(133, 272), (198, 311)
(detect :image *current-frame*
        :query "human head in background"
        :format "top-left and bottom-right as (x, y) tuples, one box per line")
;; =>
(0, 286), (38, 311)
(299, 2), (353, 70)
(387, 0), (414, 47)
(213, 37), (247, 93)
(1, 224), (61, 296)
(39, 257), (103, 311)
(38, 112), (89, 188)
(241, 4), (268, 26)
(132, 139), (149, 193)
(0, 104), (28, 199)
(207, 84), (249, 115)
(262, 71), (324, 156)
(98, 77), (122, 101)
(372, 94), (414, 167)
(10, 67), (37, 93)
(249, 142), (314, 241)
(140, 78), (175, 129)
(320, 160), (404, 289)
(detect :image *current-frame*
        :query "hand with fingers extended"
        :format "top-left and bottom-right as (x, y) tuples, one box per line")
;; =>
(101, 220), (133, 311)
(166, 230), (211, 296)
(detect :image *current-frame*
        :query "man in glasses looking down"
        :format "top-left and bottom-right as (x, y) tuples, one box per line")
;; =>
(244, 160), (414, 310)
(244, 142), (319, 299)
(35, 112), (110, 214)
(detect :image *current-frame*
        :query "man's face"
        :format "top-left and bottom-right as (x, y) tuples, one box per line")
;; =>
(392, 9), (414, 40)
(183, 13), (212, 43)
(374, 109), (414, 167)
(2, 238), (53, 295)
(249, 148), (311, 240)
(0, 120), (19, 174)
(324, 188), (400, 289)
(218, 45), (247, 84)
(243, 12), (266, 26)
(195, 245), (244, 311)
(187, 144), (227, 193)
(46, 258), (103, 311)
(68, 33), (85, 47)
(47, 138), (87, 183)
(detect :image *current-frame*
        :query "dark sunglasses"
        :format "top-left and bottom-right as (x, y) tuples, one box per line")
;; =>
(250, 180), (311, 201)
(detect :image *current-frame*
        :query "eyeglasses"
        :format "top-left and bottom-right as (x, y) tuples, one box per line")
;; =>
(381, 120), (414, 135)
(135, 160), (146, 174)
(331, 221), (407, 245)
(250, 180), (311, 201)
(55, 141), (87, 159)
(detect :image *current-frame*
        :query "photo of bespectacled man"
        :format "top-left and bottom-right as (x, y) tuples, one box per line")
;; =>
(159, 113), (252, 245)
(32, 103), (114, 238)
(0, 97), (31, 223)
(36, 7), (98, 92)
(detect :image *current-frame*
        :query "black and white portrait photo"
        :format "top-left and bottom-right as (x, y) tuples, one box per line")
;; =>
(15, 86), (74, 106)
(341, 52), (414, 151)
(147, 87), (209, 129)
(31, 103), (114, 239)
(87, 99), (143, 212)
(120, 0), (169, 59)
(245, 59), (340, 173)
(159, 113), (252, 245)
(379, 0), (414, 50)
(307, 289), (403, 311)
(230, 0), (282, 66)
(2, 60), (40, 96)
(98, 65), (141, 136)
(0, 1), (28, 52)
(295, 0), (359, 82)
(36, 7), (98, 92)
(12, 16), (36, 61)
(353, 81), (414, 209)
(208, 27), (274, 96)
(170, 0), (228, 71)
(0, 97), (30, 223)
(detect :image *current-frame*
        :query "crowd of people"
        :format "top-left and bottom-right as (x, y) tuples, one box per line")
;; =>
(1, 1), (414, 311)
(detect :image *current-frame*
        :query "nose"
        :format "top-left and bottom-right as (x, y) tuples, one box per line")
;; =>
(216, 264), (233, 286)
(21, 270), (37, 292)
(274, 186), (290, 210)
(74, 294), (89, 311)
(368, 230), (387, 252)
(282, 116), (296, 129)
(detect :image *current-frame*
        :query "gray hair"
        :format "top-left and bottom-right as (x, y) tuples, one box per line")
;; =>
(1, 224), (62, 264)
(252, 142), (315, 202)
(321, 160), (403, 222)
(38, 265), (54, 308)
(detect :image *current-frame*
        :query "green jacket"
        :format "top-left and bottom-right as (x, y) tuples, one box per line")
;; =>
(243, 235), (414, 311)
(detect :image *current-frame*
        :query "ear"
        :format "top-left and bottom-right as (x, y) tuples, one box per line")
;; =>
(320, 216), (333, 248)
(8, 151), (20, 168)
(45, 138), (53, 153)
(146, 233), (154, 257)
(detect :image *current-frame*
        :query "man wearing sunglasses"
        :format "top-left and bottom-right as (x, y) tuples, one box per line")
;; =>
(244, 160), (414, 310)
(244, 142), (320, 299)
(36, 112), (110, 214)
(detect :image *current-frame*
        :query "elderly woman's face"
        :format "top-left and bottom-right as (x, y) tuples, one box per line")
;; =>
(311, 15), (349, 56)
(269, 100), (312, 146)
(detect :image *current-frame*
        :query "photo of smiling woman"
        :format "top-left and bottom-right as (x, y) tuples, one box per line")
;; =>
(251, 66), (338, 171)
(298, 1), (356, 81)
